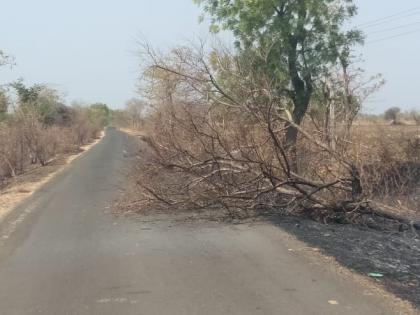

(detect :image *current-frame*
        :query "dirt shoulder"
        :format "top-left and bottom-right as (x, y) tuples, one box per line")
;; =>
(118, 127), (144, 137)
(0, 132), (104, 222)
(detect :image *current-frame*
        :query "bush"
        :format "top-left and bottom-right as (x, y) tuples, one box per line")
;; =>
(349, 125), (420, 211)
(0, 121), (26, 178)
(0, 104), (103, 183)
(384, 107), (401, 122)
(124, 42), (418, 224)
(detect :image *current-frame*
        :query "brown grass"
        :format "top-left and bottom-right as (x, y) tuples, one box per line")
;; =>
(350, 123), (420, 220)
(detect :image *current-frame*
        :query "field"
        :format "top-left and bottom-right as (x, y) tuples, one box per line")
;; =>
(350, 123), (420, 220)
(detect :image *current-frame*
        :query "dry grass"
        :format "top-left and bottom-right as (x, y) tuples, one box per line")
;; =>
(118, 127), (144, 138)
(349, 123), (420, 220)
(123, 112), (420, 228)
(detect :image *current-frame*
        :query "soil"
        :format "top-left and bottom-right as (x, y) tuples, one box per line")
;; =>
(266, 215), (420, 309)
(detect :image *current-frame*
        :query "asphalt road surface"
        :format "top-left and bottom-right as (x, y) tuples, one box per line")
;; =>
(0, 129), (399, 314)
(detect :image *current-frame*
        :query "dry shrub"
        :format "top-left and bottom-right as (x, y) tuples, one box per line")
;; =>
(133, 100), (358, 221)
(33, 126), (66, 165)
(17, 114), (59, 166)
(126, 42), (418, 226)
(0, 122), (26, 178)
(135, 105), (420, 223)
(347, 125), (420, 212)
(0, 107), (101, 184)
(70, 109), (101, 146)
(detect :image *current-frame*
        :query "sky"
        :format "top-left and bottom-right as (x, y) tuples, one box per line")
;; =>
(0, 0), (420, 113)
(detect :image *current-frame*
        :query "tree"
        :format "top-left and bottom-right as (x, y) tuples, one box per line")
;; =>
(125, 98), (145, 129)
(36, 87), (63, 125)
(88, 103), (110, 127)
(0, 49), (14, 122)
(384, 107), (401, 123)
(0, 88), (9, 121)
(10, 80), (43, 105)
(0, 50), (14, 68)
(10, 81), (65, 125)
(195, 0), (363, 146)
(411, 110), (420, 125)
(131, 41), (376, 220)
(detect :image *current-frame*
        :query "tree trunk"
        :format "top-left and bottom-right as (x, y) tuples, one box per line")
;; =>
(284, 90), (311, 147)
(285, 35), (312, 148)
(284, 94), (311, 172)
(284, 29), (313, 171)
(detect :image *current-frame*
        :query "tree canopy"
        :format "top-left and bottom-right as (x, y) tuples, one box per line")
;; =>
(195, 0), (363, 144)
(88, 103), (111, 127)
(10, 80), (63, 125)
(0, 88), (8, 121)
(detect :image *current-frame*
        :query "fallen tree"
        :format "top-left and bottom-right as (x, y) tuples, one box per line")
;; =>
(123, 41), (418, 230)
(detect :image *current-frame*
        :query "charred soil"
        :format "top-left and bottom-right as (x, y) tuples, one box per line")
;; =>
(267, 214), (420, 309)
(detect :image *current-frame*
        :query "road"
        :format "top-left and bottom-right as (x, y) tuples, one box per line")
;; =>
(0, 129), (398, 315)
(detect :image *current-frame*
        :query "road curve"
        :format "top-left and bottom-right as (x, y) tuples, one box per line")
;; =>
(0, 129), (398, 314)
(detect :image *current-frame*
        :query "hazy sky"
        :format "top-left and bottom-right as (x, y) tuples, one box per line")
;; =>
(1, 0), (419, 113)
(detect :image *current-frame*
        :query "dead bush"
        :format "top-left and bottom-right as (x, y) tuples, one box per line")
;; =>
(0, 105), (101, 184)
(122, 41), (420, 228)
(71, 108), (101, 146)
(0, 121), (26, 178)
(126, 43), (374, 222)
(347, 125), (420, 213)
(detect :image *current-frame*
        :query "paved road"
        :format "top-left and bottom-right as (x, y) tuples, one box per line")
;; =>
(0, 129), (398, 314)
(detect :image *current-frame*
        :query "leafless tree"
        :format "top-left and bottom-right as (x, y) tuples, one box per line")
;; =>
(0, 50), (14, 69)
(411, 111), (420, 125)
(125, 98), (145, 129)
(127, 41), (382, 222)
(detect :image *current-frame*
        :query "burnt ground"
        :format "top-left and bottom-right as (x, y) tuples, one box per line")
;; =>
(265, 214), (420, 309)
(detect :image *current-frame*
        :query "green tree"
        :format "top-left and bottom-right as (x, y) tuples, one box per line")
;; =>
(88, 103), (110, 127)
(10, 80), (43, 105)
(0, 49), (14, 121)
(0, 88), (9, 121)
(195, 0), (363, 145)
(384, 106), (401, 122)
(36, 87), (62, 125)
(10, 80), (63, 125)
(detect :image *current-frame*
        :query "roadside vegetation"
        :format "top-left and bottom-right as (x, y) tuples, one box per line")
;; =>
(0, 52), (110, 188)
(112, 2), (420, 305)
(116, 0), (420, 233)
